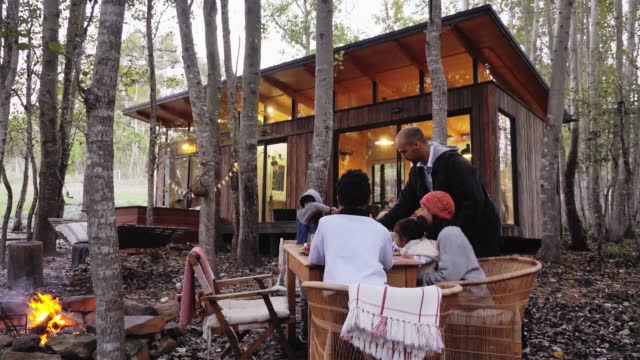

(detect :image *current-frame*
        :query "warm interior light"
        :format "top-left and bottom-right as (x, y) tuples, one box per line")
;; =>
(267, 106), (274, 115)
(374, 138), (394, 146)
(182, 143), (190, 151)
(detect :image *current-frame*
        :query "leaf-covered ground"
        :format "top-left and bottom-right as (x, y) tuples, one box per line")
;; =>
(1, 237), (638, 359)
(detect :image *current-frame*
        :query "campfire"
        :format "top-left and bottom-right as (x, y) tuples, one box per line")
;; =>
(28, 293), (66, 345)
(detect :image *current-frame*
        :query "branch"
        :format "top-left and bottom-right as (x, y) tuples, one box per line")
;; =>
(152, 3), (172, 41)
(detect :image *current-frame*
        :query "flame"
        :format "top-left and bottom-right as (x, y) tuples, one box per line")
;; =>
(28, 293), (66, 345)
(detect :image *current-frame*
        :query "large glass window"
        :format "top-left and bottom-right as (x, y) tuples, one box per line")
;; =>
(376, 66), (420, 102)
(337, 115), (471, 210)
(257, 142), (288, 222)
(498, 112), (516, 224)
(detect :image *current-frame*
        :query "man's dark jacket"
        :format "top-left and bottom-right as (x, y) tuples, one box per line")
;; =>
(430, 150), (502, 258)
(378, 163), (430, 230)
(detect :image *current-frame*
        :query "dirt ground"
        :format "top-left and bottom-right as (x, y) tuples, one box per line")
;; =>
(0, 237), (638, 359)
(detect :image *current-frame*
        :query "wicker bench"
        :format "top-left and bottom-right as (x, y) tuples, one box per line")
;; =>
(301, 282), (462, 360)
(438, 256), (542, 360)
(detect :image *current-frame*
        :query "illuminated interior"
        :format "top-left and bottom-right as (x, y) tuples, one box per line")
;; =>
(257, 142), (288, 222)
(338, 114), (471, 209)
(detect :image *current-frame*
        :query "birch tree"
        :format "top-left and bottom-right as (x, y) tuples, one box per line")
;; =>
(175, 0), (220, 265)
(565, 0), (588, 251)
(305, 0), (334, 197)
(238, 0), (261, 265)
(625, 0), (638, 239)
(541, 0), (573, 262)
(146, 0), (158, 225)
(220, 0), (241, 252)
(35, 0), (62, 255)
(83, 0), (127, 357)
(426, 0), (448, 144)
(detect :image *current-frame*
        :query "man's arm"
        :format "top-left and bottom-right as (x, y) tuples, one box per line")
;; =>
(298, 203), (331, 224)
(379, 168), (421, 228)
(308, 221), (325, 265)
(441, 155), (485, 232)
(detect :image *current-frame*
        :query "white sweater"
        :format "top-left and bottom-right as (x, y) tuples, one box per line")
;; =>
(309, 214), (393, 285)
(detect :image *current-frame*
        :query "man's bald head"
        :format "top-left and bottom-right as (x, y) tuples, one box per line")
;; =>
(396, 126), (427, 145)
(396, 126), (429, 162)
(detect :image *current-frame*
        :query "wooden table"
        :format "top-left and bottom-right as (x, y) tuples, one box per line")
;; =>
(284, 242), (423, 344)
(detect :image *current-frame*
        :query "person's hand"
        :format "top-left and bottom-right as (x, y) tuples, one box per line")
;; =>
(330, 207), (339, 215)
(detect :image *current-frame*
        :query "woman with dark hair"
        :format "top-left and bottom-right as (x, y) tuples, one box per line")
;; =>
(309, 170), (393, 285)
(418, 191), (485, 285)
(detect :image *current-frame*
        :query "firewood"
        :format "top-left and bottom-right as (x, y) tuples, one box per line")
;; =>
(151, 300), (178, 322)
(123, 299), (158, 316)
(124, 316), (166, 336)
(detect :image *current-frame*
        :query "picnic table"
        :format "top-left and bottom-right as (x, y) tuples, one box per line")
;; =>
(283, 241), (423, 345)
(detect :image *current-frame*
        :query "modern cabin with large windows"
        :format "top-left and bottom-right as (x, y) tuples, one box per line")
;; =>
(124, 5), (553, 248)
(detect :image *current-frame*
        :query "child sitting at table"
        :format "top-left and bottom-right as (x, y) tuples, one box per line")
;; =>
(296, 189), (334, 245)
(418, 191), (485, 285)
(393, 218), (439, 286)
(309, 170), (393, 285)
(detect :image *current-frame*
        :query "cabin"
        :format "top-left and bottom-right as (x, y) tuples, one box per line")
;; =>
(124, 5), (555, 251)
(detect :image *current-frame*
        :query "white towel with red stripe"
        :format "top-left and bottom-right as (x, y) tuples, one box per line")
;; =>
(340, 284), (444, 360)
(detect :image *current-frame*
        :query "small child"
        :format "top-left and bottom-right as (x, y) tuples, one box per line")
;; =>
(418, 191), (485, 285)
(393, 218), (439, 286)
(296, 189), (333, 245)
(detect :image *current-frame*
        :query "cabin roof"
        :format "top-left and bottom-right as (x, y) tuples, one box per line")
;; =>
(123, 5), (551, 128)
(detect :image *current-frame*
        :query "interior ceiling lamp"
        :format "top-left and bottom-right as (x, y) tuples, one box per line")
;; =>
(181, 141), (196, 154)
(266, 106), (274, 115)
(375, 138), (394, 146)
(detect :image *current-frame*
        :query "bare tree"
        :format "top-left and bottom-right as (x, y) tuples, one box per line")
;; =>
(220, 0), (241, 252)
(237, 0), (261, 266)
(35, 0), (62, 256)
(565, 1), (588, 251)
(527, 0), (540, 62)
(305, 0), (334, 197)
(541, 0), (574, 262)
(626, 0), (638, 239)
(608, 0), (626, 243)
(58, 0), (88, 216)
(0, 0), (20, 170)
(175, 0), (220, 265)
(427, 0), (447, 144)
(146, 0), (158, 225)
(83, 0), (127, 357)
(1, 166), (12, 264)
(587, 0), (604, 248)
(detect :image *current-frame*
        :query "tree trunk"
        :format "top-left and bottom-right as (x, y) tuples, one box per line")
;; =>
(625, 0), (638, 239)
(220, 0), (241, 253)
(204, 0), (222, 262)
(0, 0), (19, 169)
(545, 0), (555, 62)
(35, 0), (62, 256)
(565, 0), (588, 251)
(528, 0), (539, 62)
(462, 0), (470, 10)
(58, 0), (88, 217)
(303, 0), (312, 56)
(587, 0), (604, 247)
(522, 0), (533, 56)
(607, 0), (626, 243)
(541, 0), (573, 263)
(175, 0), (219, 266)
(11, 151), (29, 232)
(305, 0), (334, 198)
(83, 0), (127, 357)
(146, 0), (158, 225)
(426, 0), (448, 145)
(1, 166), (12, 264)
(237, 0), (261, 266)
(7, 241), (43, 290)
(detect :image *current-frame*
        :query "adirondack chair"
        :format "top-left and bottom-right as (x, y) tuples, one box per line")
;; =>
(301, 281), (463, 360)
(186, 249), (294, 360)
(438, 256), (542, 360)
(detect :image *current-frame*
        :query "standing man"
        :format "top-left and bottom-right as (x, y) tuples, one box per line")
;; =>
(379, 126), (502, 258)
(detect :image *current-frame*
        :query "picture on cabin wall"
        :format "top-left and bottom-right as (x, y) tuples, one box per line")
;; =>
(272, 165), (285, 192)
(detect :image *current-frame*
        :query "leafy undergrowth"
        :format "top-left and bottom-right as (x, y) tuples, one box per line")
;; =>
(1, 238), (638, 359)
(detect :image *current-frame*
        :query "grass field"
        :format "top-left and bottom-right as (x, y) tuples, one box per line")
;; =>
(0, 176), (148, 220)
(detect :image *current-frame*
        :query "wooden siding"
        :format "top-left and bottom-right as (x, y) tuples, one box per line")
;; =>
(286, 133), (313, 209)
(495, 85), (544, 240)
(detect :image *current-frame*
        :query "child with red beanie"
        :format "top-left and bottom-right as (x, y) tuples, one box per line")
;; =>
(419, 191), (485, 285)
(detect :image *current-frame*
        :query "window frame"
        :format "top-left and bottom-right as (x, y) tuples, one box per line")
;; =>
(497, 110), (519, 226)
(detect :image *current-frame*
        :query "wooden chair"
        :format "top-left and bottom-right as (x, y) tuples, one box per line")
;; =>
(301, 281), (463, 360)
(438, 256), (542, 360)
(187, 250), (294, 360)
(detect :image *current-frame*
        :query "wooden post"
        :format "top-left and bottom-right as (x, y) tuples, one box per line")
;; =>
(7, 241), (44, 289)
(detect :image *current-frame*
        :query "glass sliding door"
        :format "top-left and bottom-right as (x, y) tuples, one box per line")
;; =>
(257, 142), (288, 222)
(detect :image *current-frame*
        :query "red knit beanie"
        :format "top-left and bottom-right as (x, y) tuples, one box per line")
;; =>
(420, 191), (455, 220)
